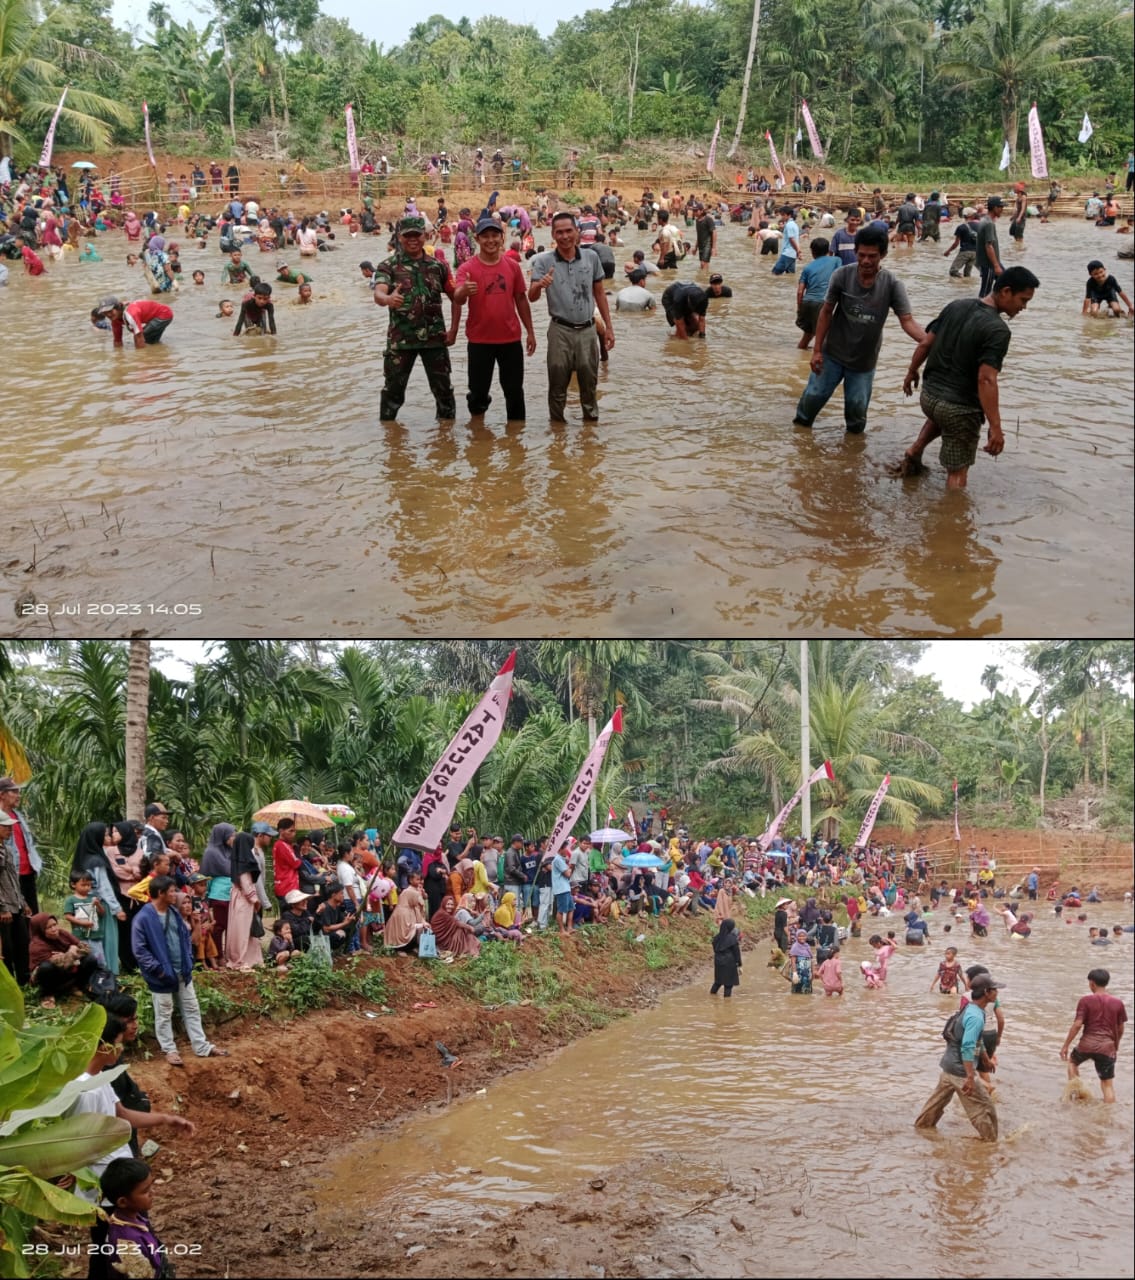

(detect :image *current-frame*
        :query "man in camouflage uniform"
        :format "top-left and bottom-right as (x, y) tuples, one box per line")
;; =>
(374, 215), (457, 421)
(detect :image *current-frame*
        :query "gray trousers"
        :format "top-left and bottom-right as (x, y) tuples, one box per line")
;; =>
(546, 321), (599, 420)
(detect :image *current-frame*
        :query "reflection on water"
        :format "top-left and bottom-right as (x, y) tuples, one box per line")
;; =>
(319, 911), (1135, 1277)
(1, 220), (1132, 636)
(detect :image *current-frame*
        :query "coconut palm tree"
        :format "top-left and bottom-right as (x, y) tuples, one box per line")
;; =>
(698, 640), (943, 839)
(124, 641), (150, 820)
(0, 0), (133, 156)
(935, 0), (1101, 163)
(727, 0), (762, 159)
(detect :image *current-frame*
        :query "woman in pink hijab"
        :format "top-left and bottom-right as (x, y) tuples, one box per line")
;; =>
(124, 210), (143, 242)
(41, 211), (63, 259)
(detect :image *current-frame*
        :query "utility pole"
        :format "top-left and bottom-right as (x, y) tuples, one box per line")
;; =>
(800, 640), (811, 841)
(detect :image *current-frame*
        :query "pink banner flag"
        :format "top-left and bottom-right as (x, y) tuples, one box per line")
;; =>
(38, 87), (69, 168)
(345, 102), (360, 173)
(546, 709), (624, 858)
(706, 118), (721, 174)
(759, 759), (834, 850)
(1027, 102), (1048, 179)
(852, 774), (890, 851)
(765, 131), (786, 185)
(800, 99), (823, 159)
(392, 652), (516, 851)
(953, 778), (961, 842)
(142, 100), (156, 168)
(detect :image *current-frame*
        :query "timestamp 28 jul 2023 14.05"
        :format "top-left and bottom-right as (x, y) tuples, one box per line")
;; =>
(17, 601), (204, 619)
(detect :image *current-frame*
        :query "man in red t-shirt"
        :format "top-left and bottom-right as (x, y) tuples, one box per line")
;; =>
(271, 818), (302, 915)
(93, 297), (174, 348)
(450, 217), (537, 422)
(1060, 967), (1128, 1103)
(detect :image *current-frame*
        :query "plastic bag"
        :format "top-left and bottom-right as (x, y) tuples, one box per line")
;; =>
(418, 928), (438, 959)
(309, 932), (332, 967)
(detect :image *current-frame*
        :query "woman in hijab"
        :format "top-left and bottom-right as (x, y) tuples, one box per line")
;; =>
(200, 822), (235, 958)
(143, 234), (176, 293)
(28, 913), (100, 1007)
(430, 895), (480, 958)
(800, 896), (821, 929)
(109, 820), (144, 972)
(72, 823), (126, 974)
(225, 831), (263, 969)
(383, 872), (426, 950)
(789, 929), (814, 994)
(124, 209), (143, 242)
(423, 858), (450, 920)
(41, 210), (63, 260)
(710, 918), (742, 997)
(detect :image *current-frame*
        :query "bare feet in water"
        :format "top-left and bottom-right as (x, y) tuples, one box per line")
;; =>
(886, 453), (927, 477)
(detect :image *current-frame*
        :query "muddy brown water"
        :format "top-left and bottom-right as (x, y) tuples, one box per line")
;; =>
(1, 220), (1132, 637)
(317, 910), (1134, 1277)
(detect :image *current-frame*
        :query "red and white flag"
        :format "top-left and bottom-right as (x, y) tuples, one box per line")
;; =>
(1027, 102), (1048, 179)
(765, 131), (786, 185)
(626, 807), (638, 837)
(800, 100), (823, 159)
(345, 103), (360, 173)
(143, 100), (156, 168)
(759, 760), (834, 850)
(853, 774), (890, 851)
(39, 88), (69, 168)
(706, 118), (721, 174)
(953, 779), (961, 842)
(608, 805), (618, 825)
(392, 652), (516, 851)
(547, 710), (624, 858)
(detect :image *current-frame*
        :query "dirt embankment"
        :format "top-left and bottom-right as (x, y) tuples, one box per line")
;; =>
(91, 910), (767, 1279)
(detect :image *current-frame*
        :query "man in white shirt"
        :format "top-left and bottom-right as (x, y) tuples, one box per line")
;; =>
(68, 1014), (195, 1199)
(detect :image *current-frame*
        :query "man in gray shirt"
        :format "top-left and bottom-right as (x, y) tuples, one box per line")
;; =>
(616, 283), (656, 311)
(792, 224), (926, 435)
(976, 196), (1004, 298)
(528, 211), (615, 421)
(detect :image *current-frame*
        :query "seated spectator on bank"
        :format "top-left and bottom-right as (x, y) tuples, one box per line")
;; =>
(430, 894), (481, 958)
(313, 886), (356, 953)
(268, 919), (298, 968)
(29, 912), (100, 1008)
(281, 889), (314, 951)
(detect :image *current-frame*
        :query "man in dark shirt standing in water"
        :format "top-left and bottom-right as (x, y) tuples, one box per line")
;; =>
(891, 265), (1038, 488)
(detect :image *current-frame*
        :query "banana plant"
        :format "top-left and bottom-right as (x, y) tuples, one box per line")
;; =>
(0, 963), (132, 1277)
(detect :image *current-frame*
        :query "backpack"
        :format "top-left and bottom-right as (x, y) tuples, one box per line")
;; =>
(87, 968), (118, 1001)
(941, 1008), (964, 1043)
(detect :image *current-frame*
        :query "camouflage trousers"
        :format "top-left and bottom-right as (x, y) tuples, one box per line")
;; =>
(380, 345), (456, 421)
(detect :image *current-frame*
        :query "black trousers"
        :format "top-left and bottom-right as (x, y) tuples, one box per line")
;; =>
(19, 871), (38, 915)
(35, 955), (100, 996)
(0, 912), (31, 987)
(467, 340), (526, 419)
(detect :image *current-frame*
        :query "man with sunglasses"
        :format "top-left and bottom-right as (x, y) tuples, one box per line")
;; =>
(374, 214), (458, 422)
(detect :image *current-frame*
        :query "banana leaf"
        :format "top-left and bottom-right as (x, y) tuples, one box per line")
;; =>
(0, 1004), (107, 1117)
(1, 1065), (127, 1136)
(0, 1166), (100, 1225)
(0, 1114), (132, 1179)
(0, 959), (25, 1030)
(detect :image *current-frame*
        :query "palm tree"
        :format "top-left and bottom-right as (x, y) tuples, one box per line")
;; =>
(124, 641), (150, 820)
(936, 0), (1100, 163)
(980, 664), (1002, 696)
(698, 641), (943, 839)
(0, 0), (133, 157)
(727, 0), (762, 159)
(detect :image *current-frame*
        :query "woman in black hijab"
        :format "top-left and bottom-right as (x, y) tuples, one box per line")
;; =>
(710, 917), (742, 997)
(423, 858), (450, 920)
(112, 820), (144, 973)
(72, 823), (126, 975)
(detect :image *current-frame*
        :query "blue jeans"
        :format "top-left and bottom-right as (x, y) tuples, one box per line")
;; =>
(793, 356), (876, 434)
(771, 253), (797, 275)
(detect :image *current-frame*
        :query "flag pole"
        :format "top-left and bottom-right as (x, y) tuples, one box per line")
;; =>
(800, 640), (811, 842)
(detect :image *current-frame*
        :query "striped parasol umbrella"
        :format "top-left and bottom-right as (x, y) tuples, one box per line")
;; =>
(252, 799), (333, 830)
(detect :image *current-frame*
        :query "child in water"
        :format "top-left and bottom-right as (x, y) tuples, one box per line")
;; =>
(216, 299), (234, 318)
(860, 958), (883, 989)
(816, 943), (842, 995)
(1082, 260), (1133, 317)
(126, 253), (139, 266)
(192, 269), (205, 285)
(931, 945), (964, 994)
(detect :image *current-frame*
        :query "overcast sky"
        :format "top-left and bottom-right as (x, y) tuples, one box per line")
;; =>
(109, 0), (602, 49)
(149, 640), (1033, 709)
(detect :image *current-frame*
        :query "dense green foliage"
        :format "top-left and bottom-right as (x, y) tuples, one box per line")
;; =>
(0, 641), (1130, 901)
(0, 0), (1130, 177)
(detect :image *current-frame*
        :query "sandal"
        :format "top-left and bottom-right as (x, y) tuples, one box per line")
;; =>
(40, 997), (57, 1010)
(165, 1051), (185, 1067)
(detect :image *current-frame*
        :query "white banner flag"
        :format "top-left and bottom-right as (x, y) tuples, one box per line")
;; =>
(758, 760), (834, 851)
(706, 118), (721, 173)
(546, 709), (624, 858)
(1028, 102), (1048, 179)
(39, 88), (69, 168)
(999, 140), (1011, 171)
(800, 99), (824, 159)
(853, 774), (891, 851)
(1077, 112), (1093, 144)
(392, 652), (516, 851)
(345, 102), (359, 172)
